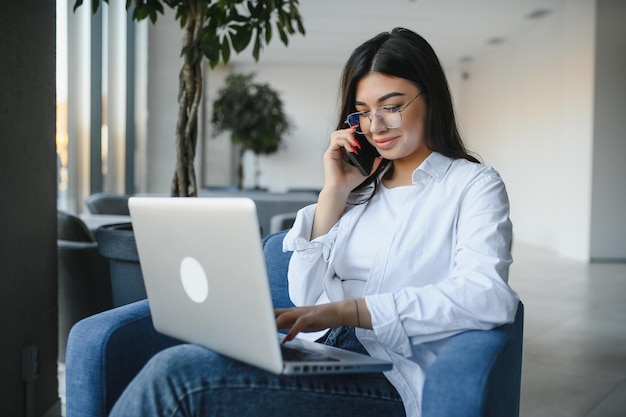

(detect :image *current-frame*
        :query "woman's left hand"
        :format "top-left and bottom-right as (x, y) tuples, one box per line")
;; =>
(275, 299), (370, 343)
(275, 304), (342, 342)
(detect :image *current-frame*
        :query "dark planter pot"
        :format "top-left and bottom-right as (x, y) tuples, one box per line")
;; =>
(95, 223), (146, 307)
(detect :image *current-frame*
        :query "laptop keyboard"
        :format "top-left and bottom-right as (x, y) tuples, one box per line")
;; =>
(280, 345), (340, 362)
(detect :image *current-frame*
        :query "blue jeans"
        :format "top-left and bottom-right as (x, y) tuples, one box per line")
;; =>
(109, 327), (405, 417)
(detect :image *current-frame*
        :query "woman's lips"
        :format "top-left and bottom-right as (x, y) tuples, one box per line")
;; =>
(373, 136), (398, 151)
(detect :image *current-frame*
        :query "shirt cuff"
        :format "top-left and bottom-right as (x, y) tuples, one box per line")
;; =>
(365, 293), (413, 357)
(283, 204), (336, 262)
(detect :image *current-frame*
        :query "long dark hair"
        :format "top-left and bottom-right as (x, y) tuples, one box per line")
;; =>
(337, 28), (479, 201)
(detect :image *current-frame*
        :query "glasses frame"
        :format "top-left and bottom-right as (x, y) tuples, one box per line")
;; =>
(345, 92), (423, 134)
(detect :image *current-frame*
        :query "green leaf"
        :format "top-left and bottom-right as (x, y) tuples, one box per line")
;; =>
(230, 15), (248, 24)
(220, 38), (231, 64)
(74, 0), (107, 14)
(189, 46), (200, 65)
(252, 34), (261, 61)
(230, 26), (253, 53)
(123, 0), (166, 23)
(276, 23), (288, 45)
(151, 0), (164, 15)
(283, 12), (294, 34)
(177, 8), (187, 27)
(134, 5), (149, 20)
(92, 0), (107, 14)
(153, 0), (165, 14)
(201, 39), (221, 67)
(264, 21), (272, 43)
(296, 16), (305, 35)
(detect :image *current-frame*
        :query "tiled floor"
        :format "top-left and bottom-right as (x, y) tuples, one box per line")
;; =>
(511, 243), (626, 417)
(58, 243), (626, 416)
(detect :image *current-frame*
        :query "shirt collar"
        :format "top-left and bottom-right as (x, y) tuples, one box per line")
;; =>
(412, 151), (453, 184)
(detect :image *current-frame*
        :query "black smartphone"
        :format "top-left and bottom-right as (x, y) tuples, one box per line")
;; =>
(346, 132), (380, 176)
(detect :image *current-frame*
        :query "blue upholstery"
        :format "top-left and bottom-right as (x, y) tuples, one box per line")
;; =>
(65, 230), (523, 417)
(261, 230), (295, 310)
(422, 304), (524, 417)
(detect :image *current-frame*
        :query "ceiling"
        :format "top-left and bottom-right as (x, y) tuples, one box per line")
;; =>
(231, 0), (568, 69)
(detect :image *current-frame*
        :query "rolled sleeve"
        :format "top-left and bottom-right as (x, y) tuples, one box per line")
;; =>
(283, 205), (339, 306)
(365, 293), (413, 357)
(283, 204), (338, 260)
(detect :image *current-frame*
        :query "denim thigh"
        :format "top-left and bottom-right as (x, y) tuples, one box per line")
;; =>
(109, 337), (404, 417)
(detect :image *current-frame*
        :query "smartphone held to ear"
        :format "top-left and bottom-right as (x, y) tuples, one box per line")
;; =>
(346, 133), (380, 176)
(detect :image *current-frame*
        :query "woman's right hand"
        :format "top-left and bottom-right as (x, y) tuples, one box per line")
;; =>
(310, 126), (381, 239)
(323, 126), (380, 194)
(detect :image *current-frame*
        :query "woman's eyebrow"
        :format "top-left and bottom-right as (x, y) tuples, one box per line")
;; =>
(355, 92), (406, 107)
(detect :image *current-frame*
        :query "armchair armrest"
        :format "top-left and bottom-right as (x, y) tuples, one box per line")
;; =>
(65, 299), (183, 417)
(422, 302), (524, 417)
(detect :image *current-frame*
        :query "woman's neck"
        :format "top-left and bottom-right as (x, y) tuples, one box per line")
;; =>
(383, 149), (432, 188)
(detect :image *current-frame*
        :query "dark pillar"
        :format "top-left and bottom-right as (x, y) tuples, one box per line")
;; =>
(0, 1), (59, 415)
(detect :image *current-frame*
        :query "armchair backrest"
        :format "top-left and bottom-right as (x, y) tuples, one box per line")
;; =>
(85, 192), (131, 215)
(58, 210), (94, 242)
(262, 230), (295, 309)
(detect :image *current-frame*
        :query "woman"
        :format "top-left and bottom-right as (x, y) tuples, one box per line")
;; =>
(109, 27), (519, 417)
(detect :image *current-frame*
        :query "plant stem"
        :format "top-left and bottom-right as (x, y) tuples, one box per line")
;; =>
(171, 0), (204, 197)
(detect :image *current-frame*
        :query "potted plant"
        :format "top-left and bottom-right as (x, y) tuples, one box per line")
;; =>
(74, 0), (305, 197)
(211, 73), (292, 189)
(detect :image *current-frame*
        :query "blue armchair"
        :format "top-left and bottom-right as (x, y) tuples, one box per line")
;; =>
(65, 230), (523, 417)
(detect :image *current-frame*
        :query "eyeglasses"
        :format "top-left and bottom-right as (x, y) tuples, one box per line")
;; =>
(345, 92), (423, 134)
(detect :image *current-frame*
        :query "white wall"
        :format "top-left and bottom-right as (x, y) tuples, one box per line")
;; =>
(457, 0), (596, 261)
(202, 65), (234, 187)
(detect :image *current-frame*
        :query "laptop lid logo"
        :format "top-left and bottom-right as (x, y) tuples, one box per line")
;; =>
(179, 256), (209, 303)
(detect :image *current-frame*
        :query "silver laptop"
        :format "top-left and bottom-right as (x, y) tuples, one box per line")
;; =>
(128, 196), (392, 375)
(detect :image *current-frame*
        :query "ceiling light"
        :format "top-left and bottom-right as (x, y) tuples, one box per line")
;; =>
(487, 37), (505, 45)
(527, 9), (551, 20)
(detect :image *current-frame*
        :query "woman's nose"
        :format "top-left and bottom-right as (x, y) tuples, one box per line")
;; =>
(369, 113), (387, 133)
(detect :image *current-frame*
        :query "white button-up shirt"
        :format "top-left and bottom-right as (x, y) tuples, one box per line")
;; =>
(283, 152), (520, 417)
